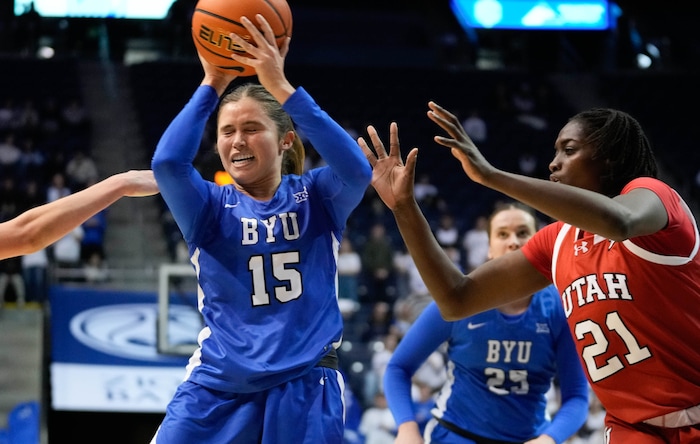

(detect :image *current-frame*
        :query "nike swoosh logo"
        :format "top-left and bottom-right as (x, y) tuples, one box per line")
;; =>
(467, 322), (486, 330)
(224, 203), (239, 208)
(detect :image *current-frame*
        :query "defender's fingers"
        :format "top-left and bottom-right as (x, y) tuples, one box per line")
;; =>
(366, 125), (388, 158)
(388, 122), (401, 158)
(428, 102), (462, 134)
(404, 147), (419, 179)
(357, 137), (377, 167)
(427, 109), (462, 140)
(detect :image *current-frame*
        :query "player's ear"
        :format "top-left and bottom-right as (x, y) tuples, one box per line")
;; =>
(281, 130), (295, 150)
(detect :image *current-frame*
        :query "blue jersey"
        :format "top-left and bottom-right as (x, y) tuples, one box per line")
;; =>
(384, 288), (589, 444)
(152, 85), (371, 393)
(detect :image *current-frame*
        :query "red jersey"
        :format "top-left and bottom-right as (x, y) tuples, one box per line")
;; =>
(522, 177), (700, 424)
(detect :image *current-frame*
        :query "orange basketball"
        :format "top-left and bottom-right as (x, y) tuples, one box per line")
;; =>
(191, 0), (293, 77)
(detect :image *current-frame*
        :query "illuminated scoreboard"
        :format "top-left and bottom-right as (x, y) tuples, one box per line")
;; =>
(451, 0), (612, 30)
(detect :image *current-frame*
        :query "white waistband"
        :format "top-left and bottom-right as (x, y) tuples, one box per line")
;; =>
(643, 403), (700, 428)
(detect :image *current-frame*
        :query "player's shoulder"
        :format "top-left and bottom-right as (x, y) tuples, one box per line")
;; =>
(531, 285), (559, 309)
(530, 286), (566, 321)
(622, 177), (678, 202)
(622, 176), (668, 191)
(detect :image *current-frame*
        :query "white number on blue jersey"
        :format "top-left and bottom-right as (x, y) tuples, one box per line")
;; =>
(485, 368), (530, 395)
(248, 251), (302, 306)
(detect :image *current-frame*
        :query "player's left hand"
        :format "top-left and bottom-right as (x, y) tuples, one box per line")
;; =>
(427, 101), (496, 186)
(229, 14), (292, 97)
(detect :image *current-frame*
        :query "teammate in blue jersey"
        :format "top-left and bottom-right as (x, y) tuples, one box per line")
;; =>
(149, 15), (372, 444)
(381, 200), (589, 444)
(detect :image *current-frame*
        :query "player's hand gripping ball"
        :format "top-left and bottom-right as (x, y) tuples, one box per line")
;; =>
(191, 0), (293, 76)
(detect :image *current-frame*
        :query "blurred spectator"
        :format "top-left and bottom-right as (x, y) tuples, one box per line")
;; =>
(0, 169), (24, 307)
(361, 301), (394, 344)
(434, 212), (461, 264)
(412, 350), (447, 396)
(0, 98), (17, 130)
(393, 293), (432, 337)
(60, 97), (89, 131)
(361, 223), (396, 303)
(83, 251), (109, 283)
(461, 108), (488, 143)
(359, 392), (396, 444)
(392, 250), (432, 333)
(392, 246), (424, 301)
(21, 248), (48, 305)
(364, 331), (400, 406)
(512, 81), (537, 114)
(0, 179), (25, 307)
(391, 247), (408, 301)
(80, 207), (107, 264)
(0, 256), (25, 308)
(518, 150), (539, 176)
(46, 172), (71, 202)
(0, 177), (20, 221)
(60, 97), (91, 154)
(17, 137), (46, 182)
(0, 132), (22, 177)
(338, 237), (362, 304)
(364, 186), (394, 226)
(413, 173), (439, 209)
(512, 81), (549, 130)
(16, 158), (48, 307)
(160, 207), (183, 261)
(462, 214), (489, 272)
(51, 226), (84, 281)
(65, 150), (99, 191)
(16, 98), (41, 134)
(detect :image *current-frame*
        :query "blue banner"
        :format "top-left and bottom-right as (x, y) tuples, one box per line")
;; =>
(49, 287), (200, 413)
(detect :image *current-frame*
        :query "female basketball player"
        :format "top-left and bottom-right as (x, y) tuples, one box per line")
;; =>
(150, 14), (371, 444)
(384, 202), (589, 444)
(360, 105), (700, 444)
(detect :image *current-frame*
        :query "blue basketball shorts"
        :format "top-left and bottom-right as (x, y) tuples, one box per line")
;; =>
(150, 366), (346, 444)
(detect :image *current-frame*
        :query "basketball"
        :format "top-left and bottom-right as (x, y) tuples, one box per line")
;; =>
(191, 0), (293, 77)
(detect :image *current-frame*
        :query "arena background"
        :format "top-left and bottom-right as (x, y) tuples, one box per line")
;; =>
(0, 1), (697, 443)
